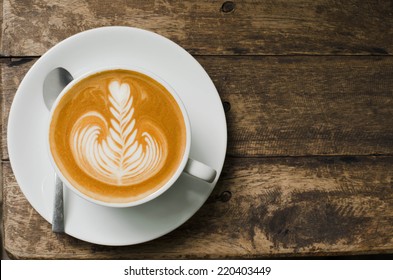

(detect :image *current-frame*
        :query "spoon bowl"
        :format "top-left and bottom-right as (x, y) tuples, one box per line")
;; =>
(43, 67), (73, 111)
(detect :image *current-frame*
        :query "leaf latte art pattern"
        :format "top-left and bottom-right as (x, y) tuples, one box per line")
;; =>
(70, 81), (165, 186)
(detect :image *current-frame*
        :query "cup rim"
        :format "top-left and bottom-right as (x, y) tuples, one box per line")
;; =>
(47, 65), (191, 208)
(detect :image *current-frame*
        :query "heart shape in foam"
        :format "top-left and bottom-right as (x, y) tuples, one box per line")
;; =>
(70, 80), (166, 186)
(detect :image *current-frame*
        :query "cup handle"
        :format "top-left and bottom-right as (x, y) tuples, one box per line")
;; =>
(184, 158), (217, 183)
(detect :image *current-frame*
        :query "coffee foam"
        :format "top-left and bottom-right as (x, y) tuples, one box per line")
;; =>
(49, 70), (186, 203)
(70, 81), (166, 186)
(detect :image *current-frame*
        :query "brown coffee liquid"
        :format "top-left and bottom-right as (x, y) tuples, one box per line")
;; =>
(49, 70), (186, 203)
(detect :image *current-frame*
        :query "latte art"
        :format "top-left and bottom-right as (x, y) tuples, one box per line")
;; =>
(49, 69), (186, 203)
(70, 81), (166, 186)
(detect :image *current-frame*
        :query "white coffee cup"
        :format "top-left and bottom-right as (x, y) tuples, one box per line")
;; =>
(47, 66), (217, 207)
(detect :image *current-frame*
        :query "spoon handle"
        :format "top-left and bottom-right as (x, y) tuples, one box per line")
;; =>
(52, 174), (64, 233)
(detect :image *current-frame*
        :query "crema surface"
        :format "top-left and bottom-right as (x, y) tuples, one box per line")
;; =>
(49, 70), (186, 203)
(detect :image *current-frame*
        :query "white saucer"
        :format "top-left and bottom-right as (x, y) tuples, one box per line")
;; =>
(8, 27), (227, 246)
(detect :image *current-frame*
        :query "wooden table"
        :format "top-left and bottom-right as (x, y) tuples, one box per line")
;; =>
(1, 0), (393, 259)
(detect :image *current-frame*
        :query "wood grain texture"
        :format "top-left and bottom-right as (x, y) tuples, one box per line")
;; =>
(0, 0), (3, 53)
(2, 56), (393, 160)
(0, 0), (4, 258)
(214, 56), (393, 156)
(3, 156), (393, 259)
(0, 59), (2, 205)
(1, 0), (393, 56)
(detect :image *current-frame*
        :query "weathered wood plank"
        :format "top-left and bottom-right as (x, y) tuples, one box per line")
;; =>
(3, 156), (393, 259)
(0, 57), (3, 203)
(215, 56), (393, 156)
(2, 0), (393, 56)
(0, 0), (3, 53)
(2, 56), (393, 159)
(0, 0), (4, 259)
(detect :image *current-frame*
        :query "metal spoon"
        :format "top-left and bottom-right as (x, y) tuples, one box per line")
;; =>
(43, 67), (73, 233)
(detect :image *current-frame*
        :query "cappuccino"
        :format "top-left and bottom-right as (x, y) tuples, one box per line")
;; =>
(49, 69), (187, 203)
